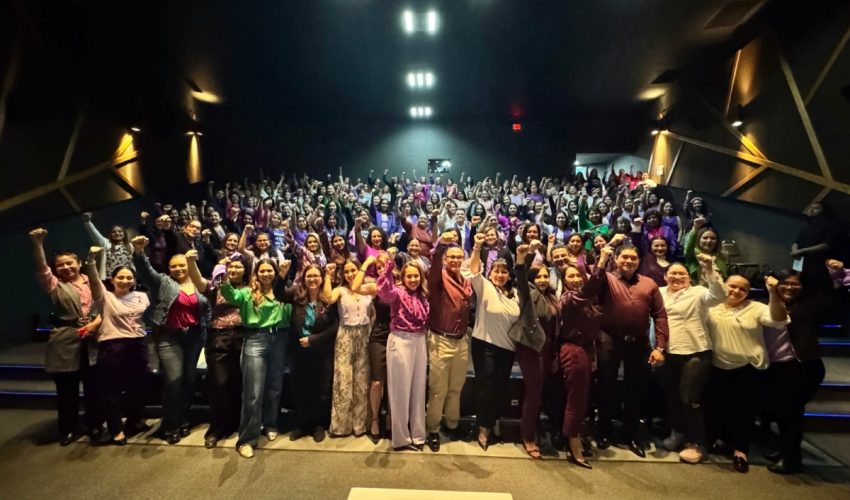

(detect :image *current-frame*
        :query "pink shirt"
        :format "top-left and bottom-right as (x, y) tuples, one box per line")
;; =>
(377, 260), (430, 334)
(164, 291), (200, 330)
(37, 268), (93, 316)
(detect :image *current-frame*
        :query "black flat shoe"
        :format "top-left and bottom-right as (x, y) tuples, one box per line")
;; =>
(763, 450), (781, 463)
(312, 426), (326, 443)
(426, 432), (440, 452)
(413, 443), (424, 451)
(165, 433), (181, 445)
(628, 440), (646, 458)
(768, 459), (801, 475)
(393, 444), (421, 452)
(204, 435), (219, 449)
(733, 456), (749, 473)
(596, 437), (610, 450)
(179, 425), (191, 438)
(567, 452), (593, 470)
(289, 428), (307, 441)
(59, 433), (76, 446)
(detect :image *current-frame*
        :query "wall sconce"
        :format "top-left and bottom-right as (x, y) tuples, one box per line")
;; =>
(730, 104), (745, 128)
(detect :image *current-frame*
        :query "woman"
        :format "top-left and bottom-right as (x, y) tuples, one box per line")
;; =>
(217, 232), (240, 262)
(354, 224), (388, 278)
(322, 259), (375, 437)
(684, 217), (728, 286)
(464, 232), (520, 450)
(551, 212), (574, 245)
(471, 225), (513, 277)
(376, 249), (431, 451)
(556, 250), (609, 469)
(353, 255), (393, 444)
(220, 258), (293, 458)
(281, 265), (339, 443)
(399, 238), (430, 272)
(185, 250), (248, 449)
(631, 218), (671, 287)
(82, 212), (134, 279)
(83, 247), (150, 446)
(641, 210), (679, 259)
(658, 256), (725, 464)
(760, 268), (830, 474)
(706, 274), (788, 473)
(132, 236), (209, 445)
(30, 228), (102, 445)
(512, 242), (558, 459)
(661, 201), (683, 243)
(293, 232), (328, 272)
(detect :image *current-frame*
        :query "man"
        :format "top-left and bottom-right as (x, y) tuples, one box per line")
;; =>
(424, 232), (473, 452)
(593, 243), (668, 457)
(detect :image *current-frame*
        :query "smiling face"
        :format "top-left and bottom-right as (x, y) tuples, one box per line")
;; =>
(305, 235), (320, 253)
(343, 261), (359, 285)
(169, 255), (188, 282)
(255, 233), (271, 252)
(401, 264), (422, 292)
(445, 246), (464, 272)
(555, 212), (567, 227)
(484, 228), (498, 247)
(650, 238), (668, 259)
(593, 235), (607, 250)
(227, 260), (246, 283)
(109, 226), (125, 243)
(614, 247), (639, 276)
(53, 254), (80, 282)
(332, 235), (346, 251)
(698, 230), (717, 253)
(184, 220), (201, 238)
(777, 275), (802, 303)
(525, 224), (540, 242)
(564, 266), (584, 291)
(532, 266), (550, 292)
(665, 263), (690, 292)
(369, 229), (384, 248)
(224, 234), (239, 252)
(567, 235), (583, 255)
(407, 238), (421, 257)
(488, 262), (511, 289)
(256, 262), (276, 286)
(110, 267), (136, 292)
(725, 275), (750, 307)
(304, 266), (323, 291)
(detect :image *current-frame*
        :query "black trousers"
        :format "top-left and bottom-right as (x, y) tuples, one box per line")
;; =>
(50, 343), (100, 435)
(761, 359), (825, 465)
(595, 331), (648, 440)
(290, 346), (334, 432)
(663, 350), (712, 447)
(708, 365), (759, 454)
(205, 328), (243, 438)
(97, 337), (148, 435)
(471, 337), (515, 429)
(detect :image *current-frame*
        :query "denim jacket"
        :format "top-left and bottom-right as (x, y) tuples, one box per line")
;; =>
(133, 252), (210, 328)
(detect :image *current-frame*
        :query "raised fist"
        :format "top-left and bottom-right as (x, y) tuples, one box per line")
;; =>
(185, 249), (199, 261)
(697, 253), (715, 268)
(765, 275), (779, 292)
(131, 236), (149, 250)
(81, 212), (93, 223)
(89, 246), (104, 255)
(141, 211), (150, 220)
(826, 259), (845, 272)
(29, 228), (48, 242)
(244, 224), (255, 234)
(473, 233), (486, 247)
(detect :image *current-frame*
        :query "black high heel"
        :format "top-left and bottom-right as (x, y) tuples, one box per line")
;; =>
(478, 435), (489, 452)
(567, 451), (593, 470)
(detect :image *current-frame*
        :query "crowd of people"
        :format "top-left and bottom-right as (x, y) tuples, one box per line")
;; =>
(29, 165), (849, 474)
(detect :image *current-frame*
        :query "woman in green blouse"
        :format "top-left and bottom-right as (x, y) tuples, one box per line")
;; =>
(221, 257), (292, 458)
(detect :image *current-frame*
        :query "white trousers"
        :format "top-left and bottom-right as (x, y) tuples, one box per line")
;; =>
(386, 331), (427, 448)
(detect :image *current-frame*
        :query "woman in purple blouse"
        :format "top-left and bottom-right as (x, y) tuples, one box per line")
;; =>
(376, 248), (430, 451)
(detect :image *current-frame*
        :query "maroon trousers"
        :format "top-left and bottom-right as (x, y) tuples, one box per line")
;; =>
(558, 343), (591, 438)
(515, 343), (553, 442)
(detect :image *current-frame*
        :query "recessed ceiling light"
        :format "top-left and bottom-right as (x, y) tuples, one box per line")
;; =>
(130, 126), (141, 133)
(427, 11), (438, 34)
(406, 71), (435, 89)
(403, 10), (415, 33)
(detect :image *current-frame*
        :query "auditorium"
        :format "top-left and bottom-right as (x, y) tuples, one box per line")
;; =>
(1, 1), (850, 499)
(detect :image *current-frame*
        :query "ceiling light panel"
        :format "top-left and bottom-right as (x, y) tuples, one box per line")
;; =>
(406, 71), (435, 89)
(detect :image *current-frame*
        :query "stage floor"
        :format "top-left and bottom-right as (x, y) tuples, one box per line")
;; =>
(0, 409), (848, 500)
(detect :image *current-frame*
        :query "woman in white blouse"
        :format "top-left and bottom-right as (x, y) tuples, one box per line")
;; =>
(659, 254), (726, 464)
(706, 274), (788, 473)
(463, 232), (520, 451)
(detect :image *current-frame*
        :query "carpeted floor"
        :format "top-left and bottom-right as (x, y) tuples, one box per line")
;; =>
(0, 409), (848, 500)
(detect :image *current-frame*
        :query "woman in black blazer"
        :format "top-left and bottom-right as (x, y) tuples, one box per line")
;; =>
(276, 264), (339, 442)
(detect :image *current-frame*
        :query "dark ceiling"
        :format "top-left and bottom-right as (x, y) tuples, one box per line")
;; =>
(6, 0), (764, 130)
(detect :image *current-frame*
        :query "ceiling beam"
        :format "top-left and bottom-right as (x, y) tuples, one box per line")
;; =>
(778, 50), (833, 180)
(695, 93), (766, 159)
(662, 131), (850, 195)
(804, 21), (850, 106)
(56, 105), (86, 181)
(722, 165), (768, 197)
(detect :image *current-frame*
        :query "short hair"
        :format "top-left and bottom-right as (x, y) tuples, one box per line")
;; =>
(53, 251), (79, 264)
(614, 244), (639, 257)
(774, 269), (800, 282)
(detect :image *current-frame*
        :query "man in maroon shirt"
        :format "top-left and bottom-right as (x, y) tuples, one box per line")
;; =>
(593, 244), (668, 457)
(425, 232), (473, 452)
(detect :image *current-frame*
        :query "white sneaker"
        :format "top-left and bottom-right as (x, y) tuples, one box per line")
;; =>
(237, 444), (255, 459)
(265, 431), (278, 441)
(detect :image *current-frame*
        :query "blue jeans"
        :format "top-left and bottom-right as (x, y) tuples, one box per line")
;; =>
(155, 326), (204, 434)
(238, 328), (287, 447)
(263, 327), (288, 431)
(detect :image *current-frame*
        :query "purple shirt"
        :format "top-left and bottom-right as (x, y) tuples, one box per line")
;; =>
(763, 326), (797, 363)
(377, 260), (430, 334)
